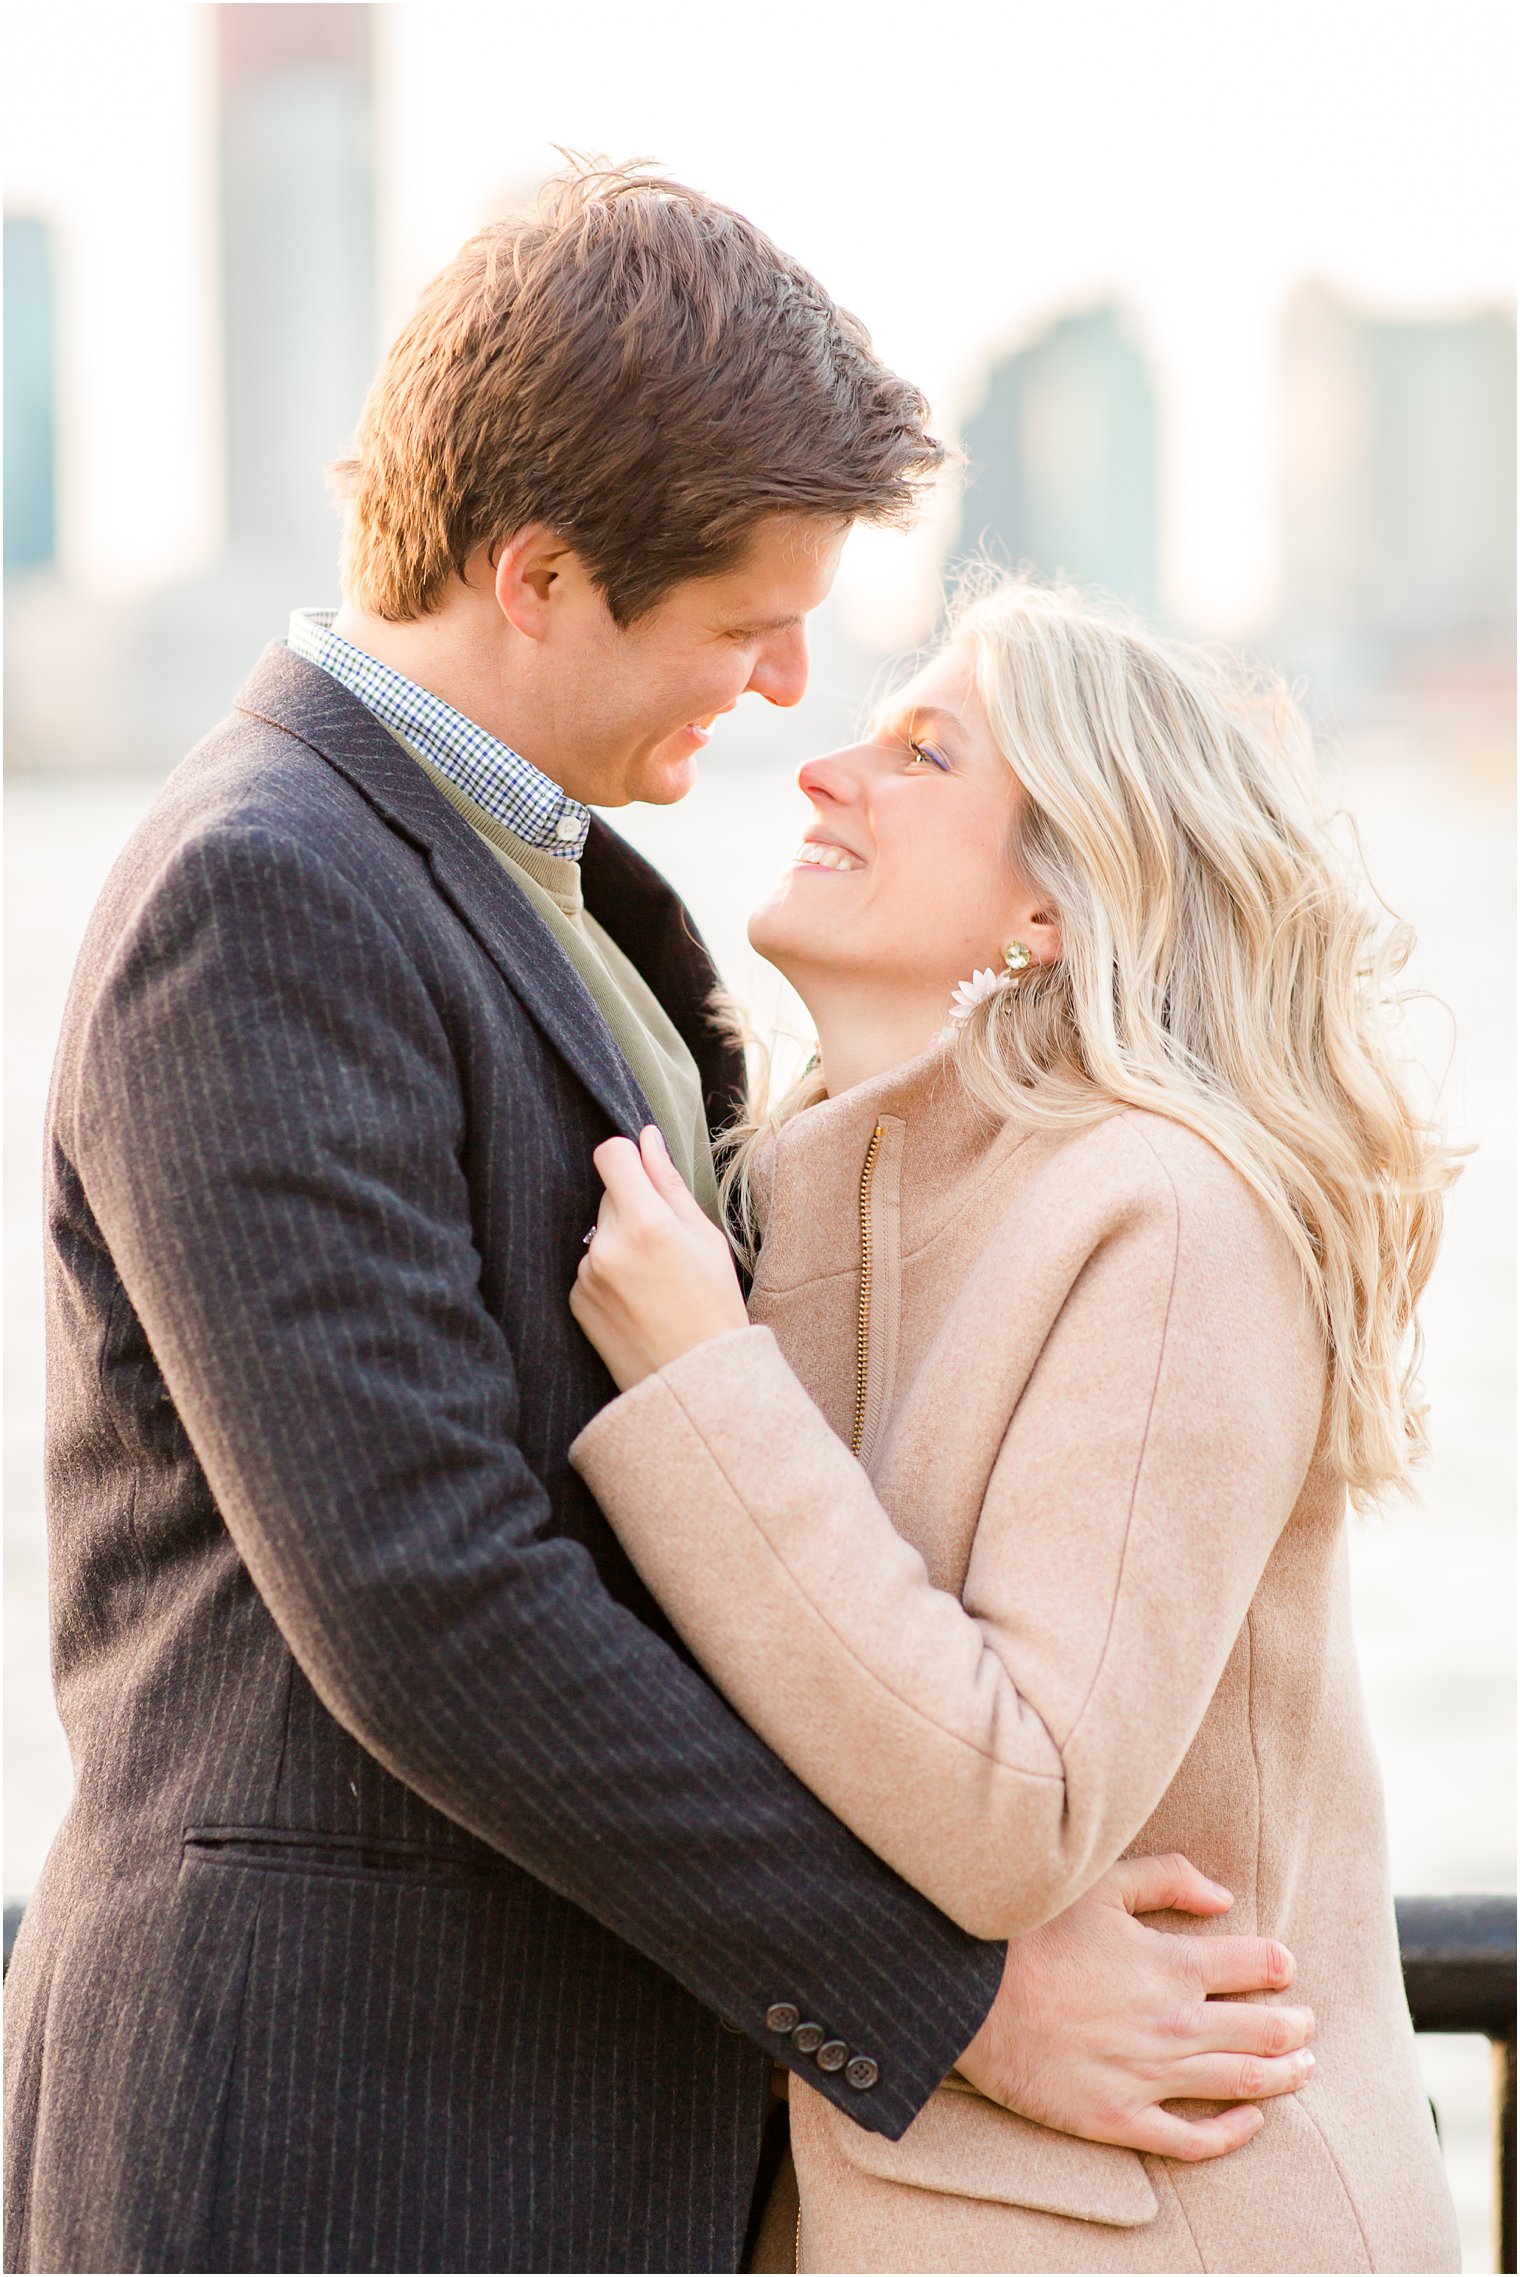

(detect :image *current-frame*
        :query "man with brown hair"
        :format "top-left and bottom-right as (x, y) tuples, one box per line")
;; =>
(5, 165), (1308, 2274)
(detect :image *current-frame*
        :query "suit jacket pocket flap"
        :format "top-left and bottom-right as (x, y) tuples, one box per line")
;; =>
(808, 2076), (1159, 2228)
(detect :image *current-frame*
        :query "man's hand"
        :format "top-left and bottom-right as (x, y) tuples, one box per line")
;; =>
(955, 1854), (1315, 2160)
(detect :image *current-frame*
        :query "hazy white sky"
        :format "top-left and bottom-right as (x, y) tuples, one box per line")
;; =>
(7, 0), (1515, 637)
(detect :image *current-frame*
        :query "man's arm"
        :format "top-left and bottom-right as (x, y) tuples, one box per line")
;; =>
(66, 814), (999, 2139)
(69, 814), (1310, 2156)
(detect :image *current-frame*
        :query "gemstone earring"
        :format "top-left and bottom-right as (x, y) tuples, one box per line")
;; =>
(1002, 941), (1033, 974)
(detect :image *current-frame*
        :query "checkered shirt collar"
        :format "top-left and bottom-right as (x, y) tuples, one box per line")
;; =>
(286, 609), (590, 860)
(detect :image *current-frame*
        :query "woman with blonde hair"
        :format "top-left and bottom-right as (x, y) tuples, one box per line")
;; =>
(568, 576), (1462, 2272)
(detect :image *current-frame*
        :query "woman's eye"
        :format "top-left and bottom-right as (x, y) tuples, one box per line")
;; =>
(907, 739), (950, 772)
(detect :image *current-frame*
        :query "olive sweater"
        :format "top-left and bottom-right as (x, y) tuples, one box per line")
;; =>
(400, 738), (720, 1223)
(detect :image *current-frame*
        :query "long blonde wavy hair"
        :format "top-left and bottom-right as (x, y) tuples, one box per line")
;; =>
(722, 574), (1461, 1509)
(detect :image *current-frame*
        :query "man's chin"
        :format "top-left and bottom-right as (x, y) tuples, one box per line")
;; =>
(629, 752), (701, 807)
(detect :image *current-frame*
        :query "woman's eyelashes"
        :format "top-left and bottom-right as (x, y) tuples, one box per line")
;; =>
(906, 737), (951, 772)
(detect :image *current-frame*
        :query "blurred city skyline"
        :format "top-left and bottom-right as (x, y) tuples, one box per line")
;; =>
(4, 17), (1513, 2257)
(4, 0), (1515, 711)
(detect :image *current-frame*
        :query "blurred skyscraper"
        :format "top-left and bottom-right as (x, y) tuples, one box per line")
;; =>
(950, 305), (1159, 618)
(7, 2), (380, 770)
(3, 217), (57, 575)
(220, 3), (378, 581)
(1279, 283), (1516, 689)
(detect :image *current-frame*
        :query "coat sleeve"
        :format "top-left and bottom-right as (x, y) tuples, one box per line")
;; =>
(65, 813), (1004, 2136)
(571, 1121), (1325, 1941)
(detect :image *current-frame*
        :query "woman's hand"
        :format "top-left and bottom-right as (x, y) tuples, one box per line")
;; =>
(570, 1126), (750, 1392)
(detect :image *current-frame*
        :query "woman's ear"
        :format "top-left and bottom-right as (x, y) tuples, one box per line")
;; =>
(1006, 906), (1062, 968)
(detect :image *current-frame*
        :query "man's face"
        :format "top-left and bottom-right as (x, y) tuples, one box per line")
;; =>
(534, 515), (847, 808)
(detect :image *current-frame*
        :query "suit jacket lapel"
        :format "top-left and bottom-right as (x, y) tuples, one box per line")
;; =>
(580, 818), (749, 1138)
(233, 645), (652, 1140)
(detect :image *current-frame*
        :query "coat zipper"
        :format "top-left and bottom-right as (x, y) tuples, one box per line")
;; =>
(850, 1123), (885, 1458)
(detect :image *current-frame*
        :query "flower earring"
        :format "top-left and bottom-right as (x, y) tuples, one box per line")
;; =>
(946, 941), (1035, 1029)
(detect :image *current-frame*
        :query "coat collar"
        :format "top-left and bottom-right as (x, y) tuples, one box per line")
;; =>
(752, 1041), (1026, 1295)
(233, 643), (675, 1141)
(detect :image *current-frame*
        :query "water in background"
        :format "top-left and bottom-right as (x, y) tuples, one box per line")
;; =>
(5, 710), (1512, 2266)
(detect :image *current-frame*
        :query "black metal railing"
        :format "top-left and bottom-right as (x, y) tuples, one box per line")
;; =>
(3, 1892), (1516, 2266)
(1395, 1894), (1516, 2272)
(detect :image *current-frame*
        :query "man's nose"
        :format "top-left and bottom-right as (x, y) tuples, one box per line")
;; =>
(748, 624), (810, 709)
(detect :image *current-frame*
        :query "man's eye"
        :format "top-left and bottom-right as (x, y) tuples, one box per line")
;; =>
(907, 739), (950, 771)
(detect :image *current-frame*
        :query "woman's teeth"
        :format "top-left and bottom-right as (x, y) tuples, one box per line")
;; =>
(793, 842), (863, 873)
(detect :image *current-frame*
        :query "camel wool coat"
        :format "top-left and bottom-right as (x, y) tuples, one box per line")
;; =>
(571, 1045), (1460, 2274)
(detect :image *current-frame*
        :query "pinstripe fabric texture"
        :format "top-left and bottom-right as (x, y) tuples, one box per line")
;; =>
(3, 647), (1005, 2275)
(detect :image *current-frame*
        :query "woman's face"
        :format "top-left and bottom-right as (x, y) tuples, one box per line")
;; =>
(749, 644), (1047, 1006)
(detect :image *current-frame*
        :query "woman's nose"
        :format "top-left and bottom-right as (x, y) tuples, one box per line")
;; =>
(796, 747), (866, 806)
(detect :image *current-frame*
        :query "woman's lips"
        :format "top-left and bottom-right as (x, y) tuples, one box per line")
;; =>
(792, 840), (865, 873)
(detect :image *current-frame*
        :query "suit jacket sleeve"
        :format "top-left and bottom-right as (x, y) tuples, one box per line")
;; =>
(571, 1123), (1325, 1941)
(67, 815), (1004, 2136)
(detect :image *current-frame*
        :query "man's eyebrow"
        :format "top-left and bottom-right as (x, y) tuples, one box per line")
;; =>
(721, 612), (804, 635)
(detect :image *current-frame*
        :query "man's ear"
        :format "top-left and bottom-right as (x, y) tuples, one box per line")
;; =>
(492, 524), (572, 641)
